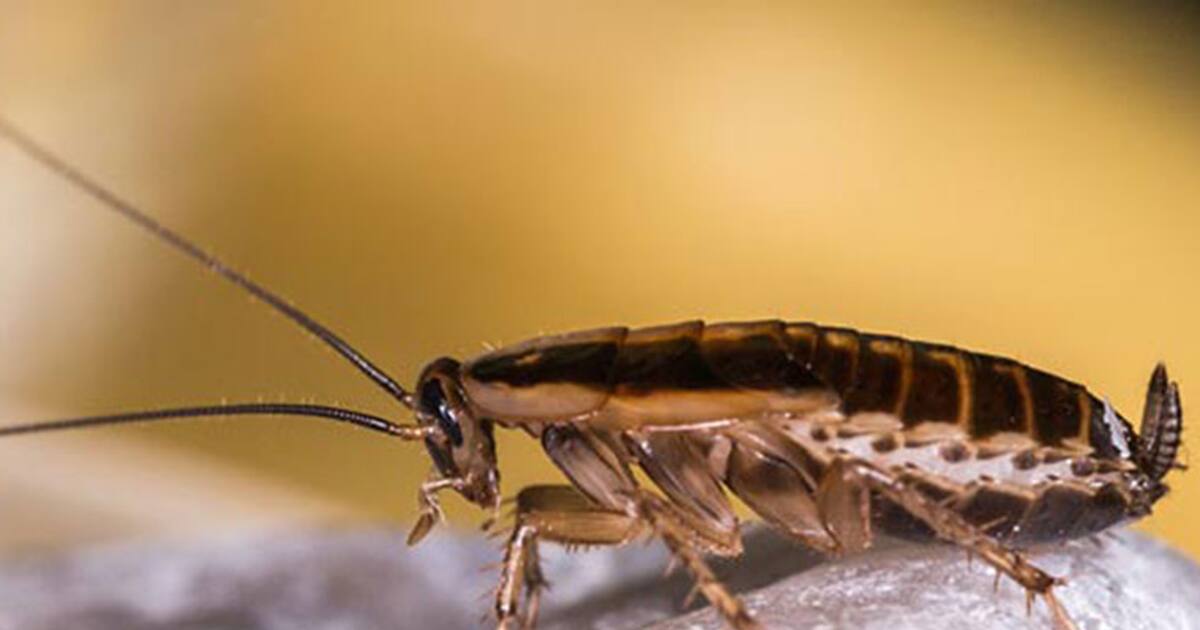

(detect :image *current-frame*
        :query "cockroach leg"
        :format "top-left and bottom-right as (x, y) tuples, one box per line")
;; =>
(834, 458), (1078, 630)
(495, 485), (759, 630)
(406, 475), (465, 546)
(495, 485), (645, 630)
(814, 458), (872, 554)
(631, 492), (760, 630)
(497, 523), (544, 630)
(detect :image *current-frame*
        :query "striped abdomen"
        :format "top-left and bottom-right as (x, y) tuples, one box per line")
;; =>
(461, 320), (1130, 457)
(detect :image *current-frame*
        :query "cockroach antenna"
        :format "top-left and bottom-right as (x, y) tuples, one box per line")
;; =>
(0, 116), (420, 439)
(0, 404), (428, 439)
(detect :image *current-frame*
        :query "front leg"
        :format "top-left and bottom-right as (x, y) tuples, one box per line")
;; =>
(406, 475), (464, 546)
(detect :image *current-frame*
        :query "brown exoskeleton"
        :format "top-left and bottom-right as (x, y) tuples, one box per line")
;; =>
(0, 119), (1184, 630)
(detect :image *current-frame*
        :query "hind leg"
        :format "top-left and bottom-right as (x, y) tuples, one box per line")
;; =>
(826, 457), (1077, 630)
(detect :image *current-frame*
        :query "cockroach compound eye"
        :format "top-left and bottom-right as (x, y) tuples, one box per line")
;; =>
(0, 117), (1184, 630)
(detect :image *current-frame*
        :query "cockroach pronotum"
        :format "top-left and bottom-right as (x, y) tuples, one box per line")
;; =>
(0, 118), (1185, 630)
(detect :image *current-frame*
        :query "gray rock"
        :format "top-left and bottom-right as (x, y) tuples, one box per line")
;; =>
(653, 530), (1200, 630)
(0, 527), (1194, 629)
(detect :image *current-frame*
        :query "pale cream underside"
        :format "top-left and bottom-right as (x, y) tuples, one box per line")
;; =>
(778, 414), (1130, 491)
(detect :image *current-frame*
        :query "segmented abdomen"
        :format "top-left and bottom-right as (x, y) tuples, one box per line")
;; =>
(462, 320), (1123, 456)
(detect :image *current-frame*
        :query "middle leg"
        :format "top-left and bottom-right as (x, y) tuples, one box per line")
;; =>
(495, 484), (761, 630)
(528, 425), (759, 628)
(630, 490), (760, 630)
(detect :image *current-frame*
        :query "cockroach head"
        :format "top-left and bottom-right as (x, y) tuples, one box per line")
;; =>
(1137, 363), (1183, 487)
(414, 357), (500, 508)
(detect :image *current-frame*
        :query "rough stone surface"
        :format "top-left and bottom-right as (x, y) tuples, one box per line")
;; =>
(654, 530), (1200, 630)
(0, 527), (1195, 629)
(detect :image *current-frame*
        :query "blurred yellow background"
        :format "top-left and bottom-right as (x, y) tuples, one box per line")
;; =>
(0, 3), (1197, 561)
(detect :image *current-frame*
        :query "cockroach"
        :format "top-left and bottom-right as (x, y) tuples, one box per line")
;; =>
(0, 118), (1184, 630)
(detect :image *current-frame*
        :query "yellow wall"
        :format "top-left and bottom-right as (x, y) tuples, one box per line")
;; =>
(1, 4), (1197, 559)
